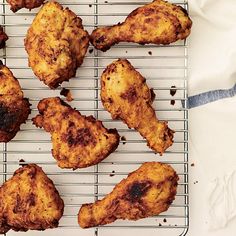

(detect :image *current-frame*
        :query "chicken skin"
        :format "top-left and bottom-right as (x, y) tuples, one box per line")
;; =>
(0, 63), (31, 142)
(33, 97), (120, 169)
(0, 164), (64, 234)
(7, 0), (44, 12)
(90, 0), (192, 51)
(25, 2), (89, 88)
(101, 59), (174, 155)
(78, 162), (178, 228)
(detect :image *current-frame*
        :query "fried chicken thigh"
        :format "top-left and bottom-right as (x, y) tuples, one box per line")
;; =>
(101, 59), (174, 155)
(33, 97), (120, 169)
(7, 0), (44, 12)
(25, 2), (89, 88)
(0, 63), (30, 142)
(78, 162), (178, 228)
(0, 26), (8, 49)
(0, 164), (64, 234)
(90, 0), (192, 51)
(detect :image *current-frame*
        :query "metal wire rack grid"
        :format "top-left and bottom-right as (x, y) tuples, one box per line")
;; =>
(0, 0), (189, 235)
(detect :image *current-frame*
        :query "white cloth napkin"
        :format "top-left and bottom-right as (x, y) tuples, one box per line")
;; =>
(188, 0), (236, 96)
(187, 1), (236, 234)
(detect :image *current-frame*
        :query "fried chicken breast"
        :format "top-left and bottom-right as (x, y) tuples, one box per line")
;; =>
(0, 26), (8, 49)
(32, 97), (120, 169)
(25, 1), (89, 88)
(78, 162), (178, 228)
(0, 164), (64, 234)
(0, 63), (31, 142)
(7, 0), (44, 12)
(90, 0), (192, 51)
(101, 59), (174, 155)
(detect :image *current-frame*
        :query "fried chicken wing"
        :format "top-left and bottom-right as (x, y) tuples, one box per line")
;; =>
(0, 26), (8, 49)
(25, 2), (89, 88)
(0, 164), (64, 234)
(0, 63), (31, 142)
(101, 59), (174, 155)
(7, 0), (44, 12)
(78, 162), (178, 228)
(90, 0), (192, 51)
(33, 97), (120, 169)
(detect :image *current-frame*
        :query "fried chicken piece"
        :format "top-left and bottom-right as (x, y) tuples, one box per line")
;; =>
(32, 97), (120, 169)
(0, 63), (31, 142)
(0, 164), (64, 234)
(0, 26), (8, 49)
(90, 0), (192, 51)
(25, 2), (89, 88)
(101, 59), (174, 155)
(7, 0), (44, 12)
(78, 162), (178, 228)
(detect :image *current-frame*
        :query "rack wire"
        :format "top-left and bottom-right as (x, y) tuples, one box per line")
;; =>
(0, 0), (189, 235)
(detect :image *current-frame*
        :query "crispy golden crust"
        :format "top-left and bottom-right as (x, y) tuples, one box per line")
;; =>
(101, 59), (174, 155)
(32, 97), (120, 169)
(7, 0), (44, 12)
(78, 162), (178, 228)
(0, 63), (31, 142)
(90, 0), (192, 51)
(25, 2), (89, 88)
(0, 164), (64, 234)
(0, 26), (8, 49)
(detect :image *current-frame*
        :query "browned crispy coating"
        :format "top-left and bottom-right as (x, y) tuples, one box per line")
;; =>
(0, 63), (31, 142)
(101, 59), (174, 155)
(0, 164), (64, 234)
(0, 27), (8, 49)
(78, 162), (178, 228)
(7, 0), (44, 12)
(25, 2), (89, 88)
(90, 0), (192, 51)
(32, 97), (120, 169)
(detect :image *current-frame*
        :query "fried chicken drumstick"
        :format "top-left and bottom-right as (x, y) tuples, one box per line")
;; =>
(25, 2), (89, 88)
(7, 0), (44, 12)
(0, 63), (30, 142)
(90, 0), (192, 51)
(0, 164), (64, 234)
(101, 59), (174, 155)
(78, 162), (178, 228)
(33, 97), (120, 169)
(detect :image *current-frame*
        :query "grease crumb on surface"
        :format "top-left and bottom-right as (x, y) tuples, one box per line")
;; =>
(148, 51), (152, 55)
(19, 159), (26, 166)
(60, 88), (73, 102)
(191, 163), (195, 167)
(194, 181), (199, 184)
(89, 48), (94, 54)
(170, 99), (175, 105)
(121, 136), (126, 144)
(104, 0), (108, 3)
(158, 223), (162, 226)
(109, 170), (115, 177)
(125, 50), (128, 53)
(163, 218), (167, 223)
(89, 4), (92, 7)
(170, 85), (177, 96)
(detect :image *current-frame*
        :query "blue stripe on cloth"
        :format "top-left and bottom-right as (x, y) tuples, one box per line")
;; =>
(183, 83), (236, 109)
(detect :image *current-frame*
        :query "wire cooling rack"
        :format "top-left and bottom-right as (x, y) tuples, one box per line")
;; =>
(0, 0), (189, 235)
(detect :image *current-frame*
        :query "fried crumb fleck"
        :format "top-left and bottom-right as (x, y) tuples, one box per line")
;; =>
(109, 170), (115, 177)
(121, 136), (126, 144)
(60, 88), (73, 102)
(148, 51), (152, 55)
(191, 163), (195, 167)
(89, 48), (94, 54)
(170, 99), (175, 105)
(170, 86), (177, 96)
